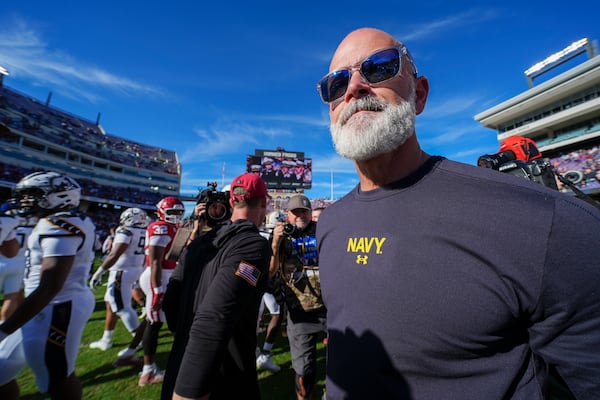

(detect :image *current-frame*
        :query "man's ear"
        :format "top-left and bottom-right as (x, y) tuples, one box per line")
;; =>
(414, 76), (429, 115)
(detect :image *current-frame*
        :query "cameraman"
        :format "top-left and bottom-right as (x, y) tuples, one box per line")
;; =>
(271, 194), (325, 400)
(163, 173), (271, 400)
(191, 184), (231, 238)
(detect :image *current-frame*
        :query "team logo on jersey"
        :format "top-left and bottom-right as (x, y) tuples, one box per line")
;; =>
(346, 237), (386, 265)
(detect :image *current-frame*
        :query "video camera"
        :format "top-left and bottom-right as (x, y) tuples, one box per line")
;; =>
(195, 181), (231, 226)
(477, 136), (558, 190)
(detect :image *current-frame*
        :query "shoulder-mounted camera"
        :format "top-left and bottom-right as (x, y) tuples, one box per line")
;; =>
(478, 136), (600, 210)
(195, 182), (231, 226)
(477, 136), (558, 190)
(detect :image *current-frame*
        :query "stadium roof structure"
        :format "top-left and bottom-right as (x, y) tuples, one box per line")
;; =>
(474, 40), (600, 153)
(524, 38), (597, 86)
(474, 39), (600, 198)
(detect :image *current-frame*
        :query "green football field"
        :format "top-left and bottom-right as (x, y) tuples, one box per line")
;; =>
(8, 264), (326, 399)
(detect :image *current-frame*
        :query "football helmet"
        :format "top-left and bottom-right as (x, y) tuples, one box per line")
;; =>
(120, 207), (149, 228)
(156, 196), (184, 225)
(14, 171), (81, 216)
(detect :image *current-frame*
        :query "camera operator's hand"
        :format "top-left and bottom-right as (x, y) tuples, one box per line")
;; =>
(193, 203), (207, 222)
(188, 203), (208, 244)
(268, 222), (286, 277)
(272, 222), (286, 247)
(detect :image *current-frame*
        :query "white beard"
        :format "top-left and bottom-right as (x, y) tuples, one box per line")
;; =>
(330, 92), (416, 161)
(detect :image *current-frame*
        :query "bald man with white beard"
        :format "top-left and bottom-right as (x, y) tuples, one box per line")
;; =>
(316, 27), (600, 400)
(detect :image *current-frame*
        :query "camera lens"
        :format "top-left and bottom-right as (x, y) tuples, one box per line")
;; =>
(283, 223), (297, 236)
(207, 202), (227, 221)
(477, 150), (516, 170)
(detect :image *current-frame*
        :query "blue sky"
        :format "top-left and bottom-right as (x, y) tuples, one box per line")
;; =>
(1, 1), (599, 200)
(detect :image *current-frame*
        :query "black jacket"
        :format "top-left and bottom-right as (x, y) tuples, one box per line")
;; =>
(161, 219), (271, 400)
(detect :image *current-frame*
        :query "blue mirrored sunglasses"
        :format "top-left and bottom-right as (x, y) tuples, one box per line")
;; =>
(317, 45), (417, 104)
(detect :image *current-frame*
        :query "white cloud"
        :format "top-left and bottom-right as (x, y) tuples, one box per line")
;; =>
(178, 118), (293, 163)
(421, 124), (483, 146)
(0, 17), (161, 102)
(398, 9), (500, 43)
(422, 95), (483, 118)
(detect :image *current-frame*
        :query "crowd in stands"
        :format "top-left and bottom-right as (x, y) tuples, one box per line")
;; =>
(0, 162), (164, 238)
(270, 196), (335, 213)
(549, 143), (600, 192)
(310, 197), (336, 210)
(0, 85), (179, 175)
(0, 163), (164, 205)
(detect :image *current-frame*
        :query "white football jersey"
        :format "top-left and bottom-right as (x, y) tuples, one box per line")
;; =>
(109, 225), (146, 271)
(24, 211), (96, 300)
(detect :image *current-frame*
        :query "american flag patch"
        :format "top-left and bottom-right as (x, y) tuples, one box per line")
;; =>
(235, 261), (261, 287)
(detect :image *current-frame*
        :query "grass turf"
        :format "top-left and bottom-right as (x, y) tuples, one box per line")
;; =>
(9, 264), (326, 399)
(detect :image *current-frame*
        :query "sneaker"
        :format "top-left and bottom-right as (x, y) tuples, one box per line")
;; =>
(256, 353), (281, 373)
(138, 368), (165, 386)
(118, 347), (136, 358)
(113, 354), (143, 368)
(89, 338), (113, 351)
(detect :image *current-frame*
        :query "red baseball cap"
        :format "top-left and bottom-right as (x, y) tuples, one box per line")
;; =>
(229, 173), (269, 202)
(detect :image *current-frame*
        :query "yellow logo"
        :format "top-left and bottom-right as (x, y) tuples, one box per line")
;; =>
(356, 255), (368, 264)
(347, 237), (386, 265)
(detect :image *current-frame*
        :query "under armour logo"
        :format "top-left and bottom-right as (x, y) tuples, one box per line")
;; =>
(356, 255), (368, 264)
(346, 236), (386, 266)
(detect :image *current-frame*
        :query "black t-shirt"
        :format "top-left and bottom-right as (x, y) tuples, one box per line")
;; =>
(317, 156), (600, 399)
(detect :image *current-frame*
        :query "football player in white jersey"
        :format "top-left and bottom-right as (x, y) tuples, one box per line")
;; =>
(136, 196), (183, 386)
(88, 208), (149, 367)
(0, 171), (96, 400)
(0, 211), (21, 400)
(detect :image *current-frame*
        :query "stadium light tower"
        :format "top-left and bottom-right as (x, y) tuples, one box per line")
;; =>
(330, 169), (334, 200)
(524, 38), (597, 87)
